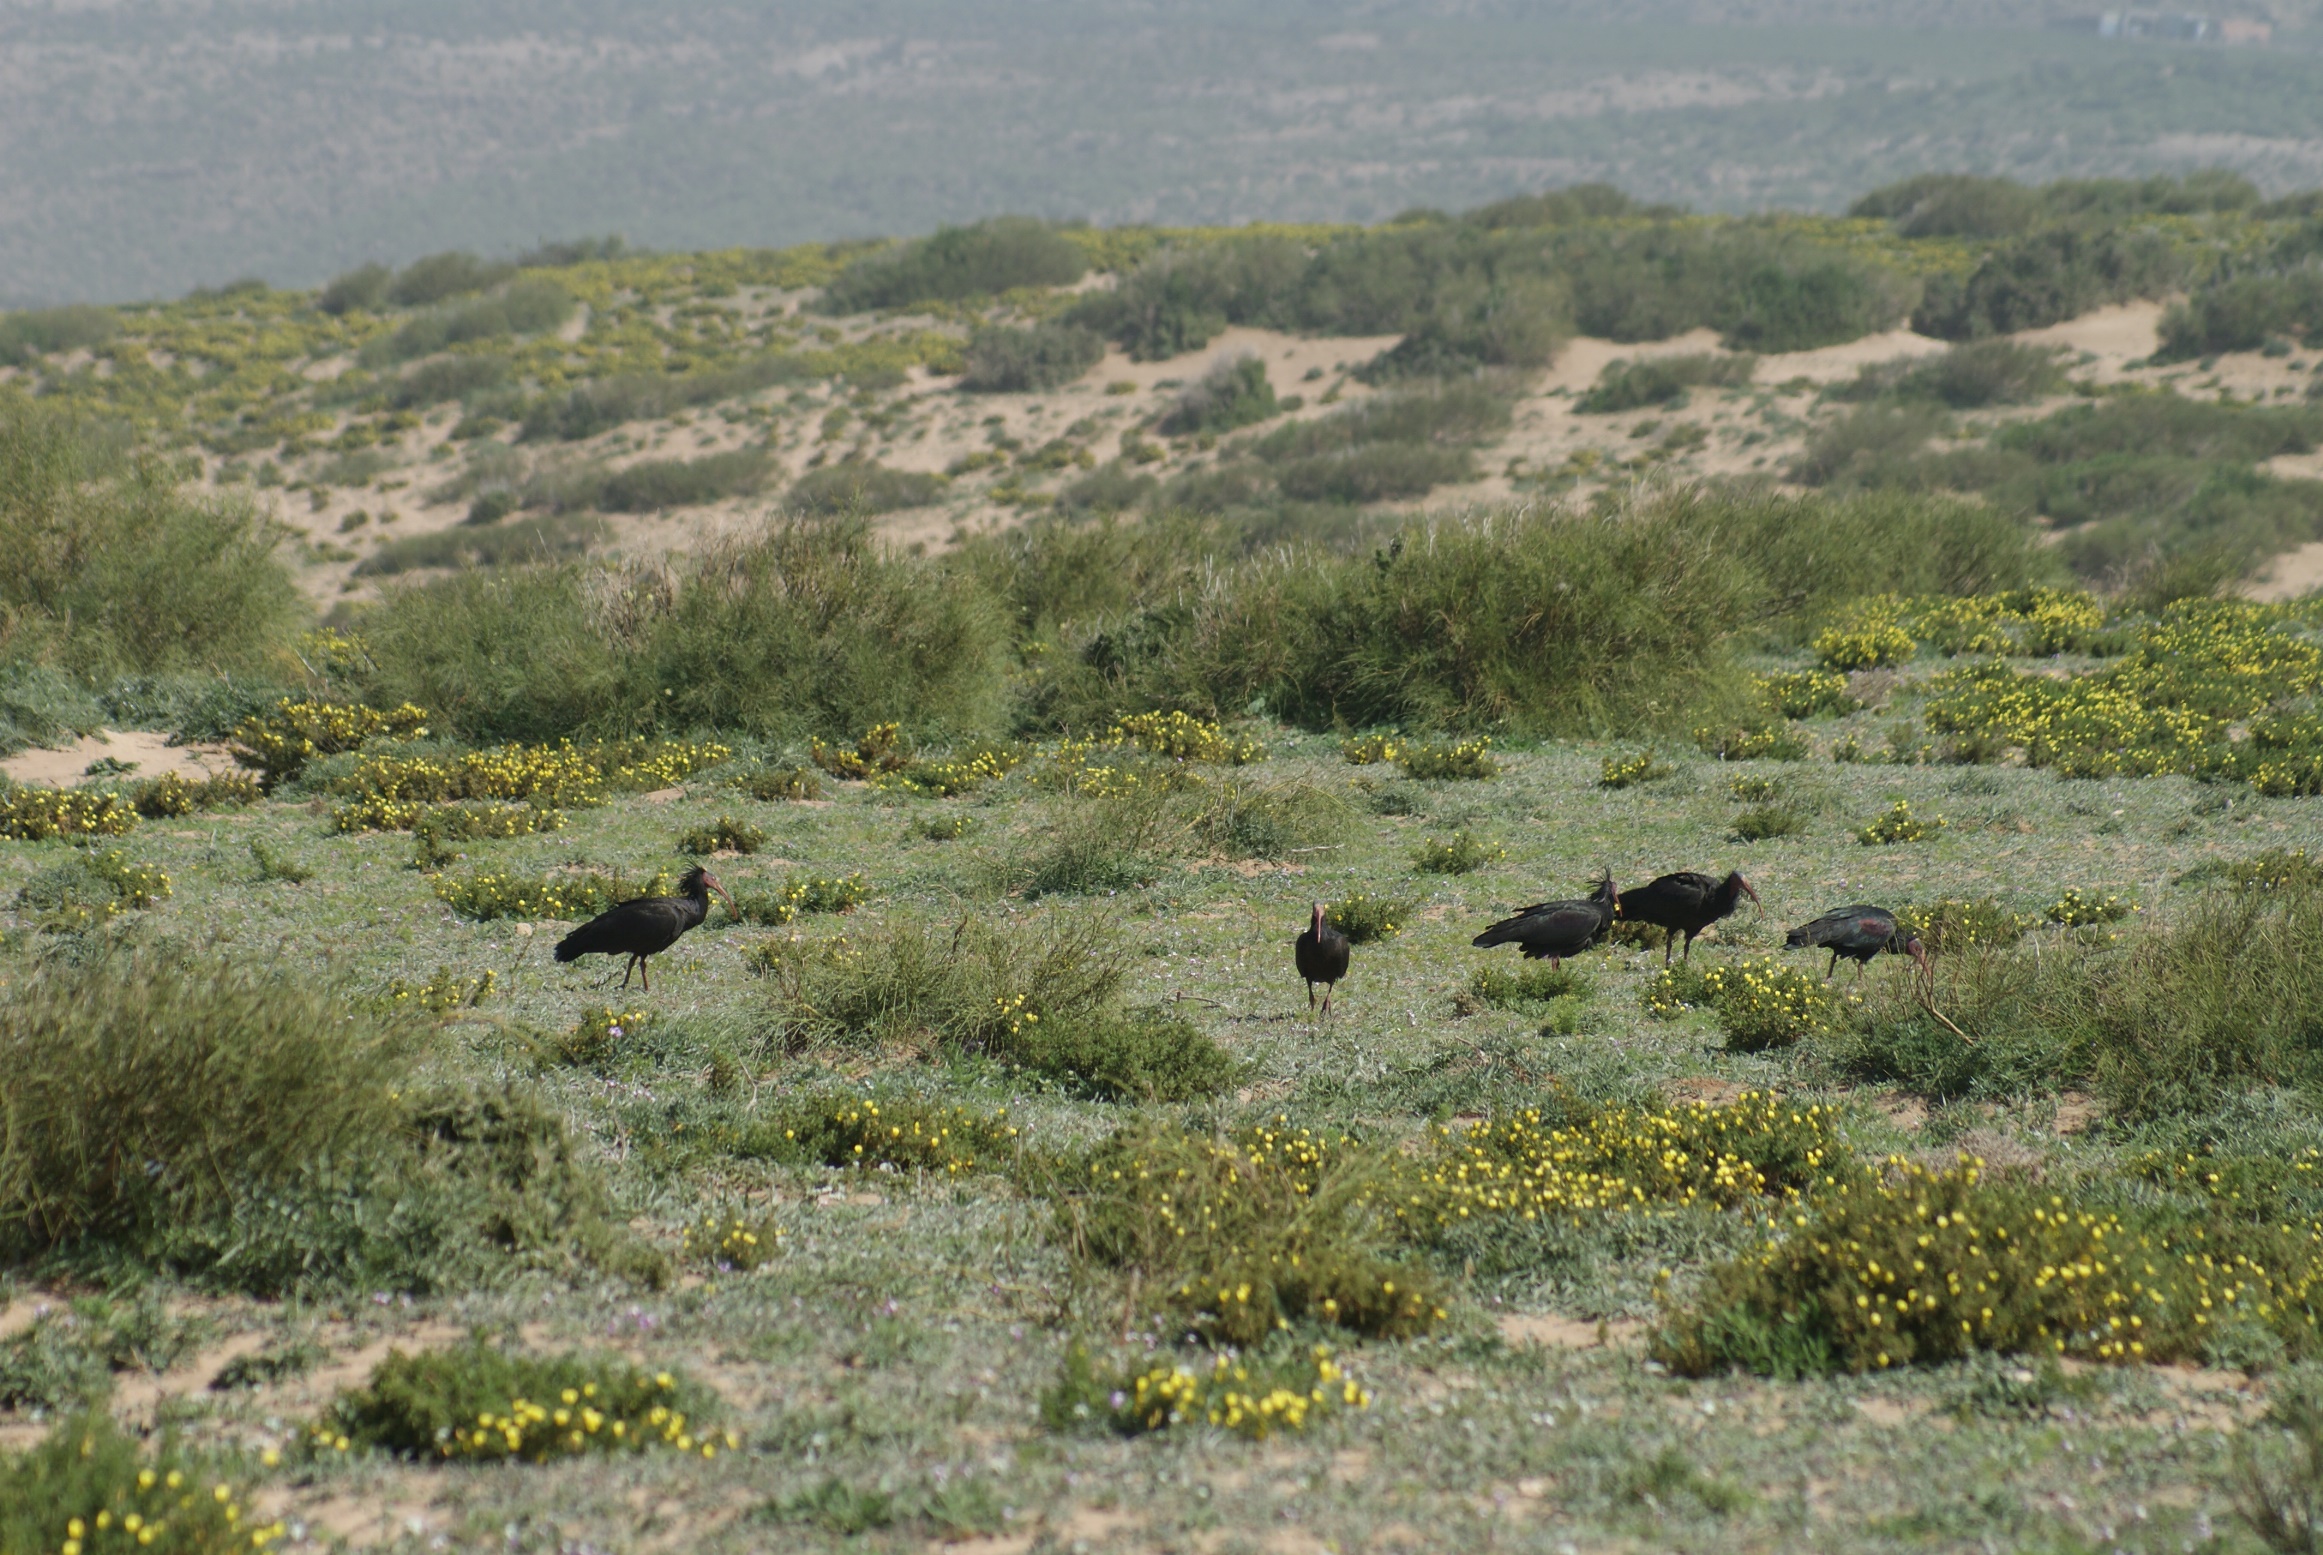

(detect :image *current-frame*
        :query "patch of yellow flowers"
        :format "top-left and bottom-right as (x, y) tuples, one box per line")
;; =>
(1598, 749), (1672, 789)
(682, 1212), (782, 1272)
(0, 787), (141, 841)
(1857, 799), (1941, 845)
(49, 1466), (284, 1555)
(312, 1373), (738, 1464)
(1108, 1346), (1367, 1440)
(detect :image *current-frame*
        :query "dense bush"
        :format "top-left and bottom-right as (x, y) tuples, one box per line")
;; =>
(387, 250), (516, 307)
(787, 461), (946, 515)
(0, 304), (118, 366)
(356, 517), (1008, 743)
(960, 322), (1105, 392)
(821, 217), (1087, 311)
(0, 949), (412, 1265)
(1829, 340), (2066, 409)
(1354, 276), (1569, 381)
(1849, 173), (2042, 238)
(2159, 266), (2323, 359)
(2, 1411), (279, 1555)
(1066, 235), (1308, 359)
(594, 448), (772, 512)
(1576, 353), (1756, 414)
(362, 280), (575, 366)
(352, 512), (607, 577)
(317, 262), (392, 315)
(1158, 356), (1279, 435)
(390, 353), (511, 408)
(0, 395), (301, 678)
(318, 1340), (729, 1461)
(1912, 224), (2185, 340)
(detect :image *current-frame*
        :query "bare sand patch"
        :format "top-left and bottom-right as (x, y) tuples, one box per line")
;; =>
(2250, 538), (2323, 602)
(1496, 1312), (1642, 1349)
(0, 729), (236, 787)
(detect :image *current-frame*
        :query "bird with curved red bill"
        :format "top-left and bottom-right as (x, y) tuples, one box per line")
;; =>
(1293, 901), (1350, 1015)
(1470, 871), (1617, 968)
(554, 865), (737, 991)
(1616, 870), (1760, 965)
(1784, 903), (1929, 982)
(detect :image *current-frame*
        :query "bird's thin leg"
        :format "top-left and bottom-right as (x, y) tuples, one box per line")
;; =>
(619, 956), (634, 991)
(1322, 984), (1333, 1016)
(1825, 951), (1839, 982)
(1307, 982), (1317, 1013)
(1663, 934), (1674, 968)
(640, 957), (651, 993)
(1682, 931), (1697, 963)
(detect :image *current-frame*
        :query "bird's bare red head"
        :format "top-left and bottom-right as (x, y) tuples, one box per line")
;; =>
(1312, 902), (1329, 931)
(1729, 871), (1761, 906)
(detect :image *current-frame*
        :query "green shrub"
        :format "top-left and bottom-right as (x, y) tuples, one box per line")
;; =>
(0, 1410), (278, 1555)
(1158, 356), (1279, 435)
(389, 353), (511, 409)
(1326, 891), (1418, 944)
(0, 950), (411, 1263)
(1832, 340), (2067, 409)
(2046, 888), (2134, 927)
(2159, 268), (2323, 360)
(435, 866), (668, 922)
(960, 322), (1104, 392)
(1757, 669), (1858, 719)
(315, 1339), (731, 1461)
(0, 1291), (201, 1410)
(593, 449), (772, 513)
(1577, 353), (1756, 414)
(1044, 1339), (1367, 1441)
(0, 304), (118, 366)
(1064, 1120), (1450, 1345)
(821, 217), (1087, 311)
(1858, 799), (1940, 844)
(355, 517), (1008, 745)
(363, 280), (573, 365)
(758, 912), (1130, 1059)
(1598, 750), (1673, 788)
(1009, 1010), (1234, 1102)
(1850, 173), (2040, 238)
(0, 395), (302, 679)
(1414, 829), (1498, 874)
(1653, 1157), (2323, 1377)
(127, 770), (261, 817)
(319, 262), (392, 315)
(387, 251), (514, 307)
(756, 1093), (1019, 1175)
(679, 814), (766, 855)
(1896, 897), (2034, 953)
(1355, 276), (1569, 381)
(1466, 962), (1588, 1008)
(1912, 224), (2185, 341)
(351, 512), (607, 577)
(0, 785), (140, 840)
(730, 873), (869, 925)
(729, 764), (823, 801)
(1694, 720), (1808, 761)
(1398, 737), (1498, 781)
(1066, 236), (1308, 359)
(787, 462), (946, 515)
(1731, 803), (1808, 842)
(1188, 776), (1343, 859)
(1275, 442), (1471, 503)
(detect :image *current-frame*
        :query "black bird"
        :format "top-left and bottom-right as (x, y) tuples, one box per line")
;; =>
(1784, 904), (1930, 982)
(1617, 870), (1761, 965)
(1471, 872), (1618, 967)
(1294, 901), (1351, 1015)
(555, 865), (736, 991)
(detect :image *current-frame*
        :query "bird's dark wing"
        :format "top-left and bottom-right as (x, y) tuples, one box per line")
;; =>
(555, 896), (689, 961)
(1785, 905), (1894, 950)
(1619, 873), (1713, 925)
(1296, 928), (1351, 982)
(1474, 900), (1606, 956)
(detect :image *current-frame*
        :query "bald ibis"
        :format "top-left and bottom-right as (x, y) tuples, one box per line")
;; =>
(1784, 904), (1929, 981)
(1294, 902), (1351, 1015)
(555, 865), (736, 991)
(1617, 870), (1760, 965)
(1471, 872), (1618, 967)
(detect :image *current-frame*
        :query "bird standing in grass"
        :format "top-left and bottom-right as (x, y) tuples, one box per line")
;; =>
(1471, 872), (1618, 967)
(1294, 901), (1350, 1015)
(555, 865), (736, 991)
(1617, 870), (1760, 965)
(1784, 904), (1929, 982)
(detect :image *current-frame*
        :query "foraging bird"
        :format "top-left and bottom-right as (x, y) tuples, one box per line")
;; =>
(554, 865), (736, 992)
(1617, 870), (1760, 965)
(1784, 904), (1930, 982)
(1294, 901), (1351, 1015)
(1471, 872), (1618, 967)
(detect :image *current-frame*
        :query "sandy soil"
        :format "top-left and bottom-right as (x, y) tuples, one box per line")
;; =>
(0, 729), (237, 786)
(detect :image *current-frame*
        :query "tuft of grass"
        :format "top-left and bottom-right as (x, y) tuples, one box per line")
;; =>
(247, 836), (315, 883)
(0, 1292), (202, 1411)
(1043, 1339), (1367, 1441)
(960, 322), (1105, 393)
(755, 1094), (1019, 1176)
(730, 873), (869, 925)
(1896, 897), (2034, 953)
(1414, 829), (1499, 875)
(127, 770), (261, 817)
(1576, 353), (1756, 414)
(1188, 776), (1344, 859)
(1731, 803), (1808, 842)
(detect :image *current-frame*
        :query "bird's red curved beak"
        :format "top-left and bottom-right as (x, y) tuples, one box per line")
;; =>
(1906, 936), (1931, 977)
(703, 869), (739, 919)
(1312, 902), (1329, 931)
(1738, 875), (1761, 907)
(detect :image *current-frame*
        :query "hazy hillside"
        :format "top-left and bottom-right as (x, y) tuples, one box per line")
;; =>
(10, 0), (2323, 303)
